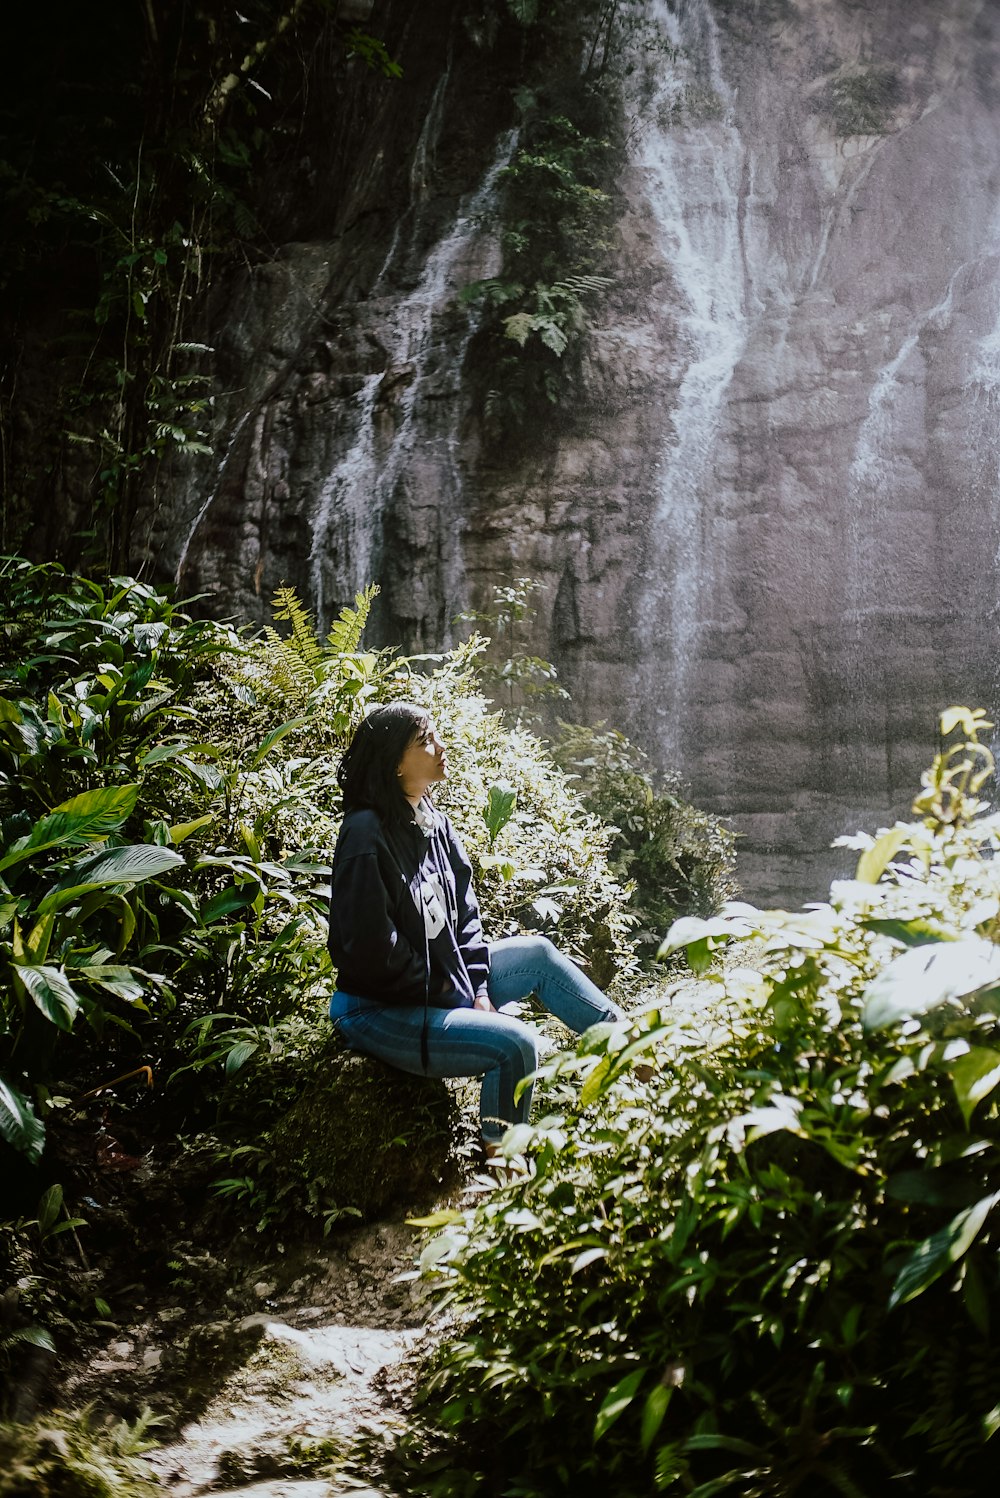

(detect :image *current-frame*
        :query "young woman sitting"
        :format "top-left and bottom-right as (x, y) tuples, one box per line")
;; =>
(327, 701), (631, 1154)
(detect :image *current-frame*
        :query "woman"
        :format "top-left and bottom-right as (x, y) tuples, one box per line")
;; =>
(327, 701), (629, 1151)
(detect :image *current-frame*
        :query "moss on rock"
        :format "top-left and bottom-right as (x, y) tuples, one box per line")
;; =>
(269, 1043), (461, 1221)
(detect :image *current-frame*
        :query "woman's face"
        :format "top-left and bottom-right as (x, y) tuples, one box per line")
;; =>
(396, 718), (447, 801)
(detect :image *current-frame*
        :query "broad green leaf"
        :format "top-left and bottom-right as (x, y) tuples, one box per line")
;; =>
(658, 911), (754, 967)
(889, 1191), (1000, 1309)
(0, 784), (139, 871)
(0, 1072), (45, 1162)
(77, 965), (146, 1003)
(202, 884), (259, 924)
(6, 1326), (55, 1352)
(168, 814), (214, 844)
(484, 781), (517, 843)
(886, 1169), (986, 1211)
(594, 1368), (645, 1443)
(571, 1246), (607, 1274)
(249, 718), (307, 769)
(733, 1095), (803, 1147)
(947, 1047), (1000, 1128)
(23, 912), (55, 963)
(140, 743), (189, 766)
(406, 1208), (465, 1229)
(855, 825), (909, 883)
(863, 939), (1000, 1030)
(581, 1054), (612, 1108)
(38, 844), (184, 913)
(641, 1384), (672, 1453)
(685, 1433), (769, 1460)
(860, 915), (954, 946)
(37, 1183), (63, 1235)
(962, 1254), (990, 1335)
(16, 964), (81, 1031)
(225, 1040), (260, 1076)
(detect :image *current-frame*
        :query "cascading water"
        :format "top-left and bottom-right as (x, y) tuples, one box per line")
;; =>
(309, 131), (515, 639)
(966, 259), (1000, 749)
(631, 0), (753, 763)
(309, 372), (384, 626)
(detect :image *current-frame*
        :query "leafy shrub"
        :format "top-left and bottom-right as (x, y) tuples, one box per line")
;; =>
(394, 708), (1000, 1496)
(0, 560), (636, 1187)
(551, 721), (737, 940)
(0, 1406), (159, 1498)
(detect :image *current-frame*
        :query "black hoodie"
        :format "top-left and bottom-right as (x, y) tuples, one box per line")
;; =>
(328, 803), (490, 1006)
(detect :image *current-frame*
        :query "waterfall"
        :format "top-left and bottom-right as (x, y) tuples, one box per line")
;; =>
(847, 271), (961, 624)
(632, 0), (752, 762)
(965, 261), (1000, 742)
(309, 372), (385, 626)
(375, 69), (453, 293)
(310, 131), (515, 638)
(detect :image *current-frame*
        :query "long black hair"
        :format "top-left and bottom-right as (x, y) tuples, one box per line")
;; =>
(337, 701), (431, 825)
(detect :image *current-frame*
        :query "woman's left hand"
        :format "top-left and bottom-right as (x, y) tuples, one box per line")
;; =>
(473, 990), (494, 1012)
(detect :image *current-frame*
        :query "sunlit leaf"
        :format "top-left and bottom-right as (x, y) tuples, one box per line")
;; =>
(947, 1046), (1000, 1128)
(889, 1191), (1000, 1309)
(249, 718), (307, 768)
(0, 1072), (45, 1162)
(856, 825), (909, 883)
(36, 1183), (63, 1235)
(406, 1209), (465, 1229)
(863, 939), (1000, 1030)
(594, 1368), (645, 1442)
(581, 1055), (612, 1107)
(484, 781), (517, 843)
(16, 964), (81, 1031)
(0, 784), (139, 871)
(640, 1383), (671, 1453)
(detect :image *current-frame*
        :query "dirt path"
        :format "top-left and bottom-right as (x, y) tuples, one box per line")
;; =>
(60, 1217), (443, 1496)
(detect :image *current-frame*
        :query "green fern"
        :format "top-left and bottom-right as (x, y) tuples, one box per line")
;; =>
(271, 586), (323, 675)
(327, 583), (379, 655)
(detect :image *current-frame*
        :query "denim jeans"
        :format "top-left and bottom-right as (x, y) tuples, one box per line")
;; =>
(329, 934), (625, 1143)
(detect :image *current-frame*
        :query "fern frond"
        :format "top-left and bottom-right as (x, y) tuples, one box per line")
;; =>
(327, 583), (379, 655)
(271, 586), (322, 675)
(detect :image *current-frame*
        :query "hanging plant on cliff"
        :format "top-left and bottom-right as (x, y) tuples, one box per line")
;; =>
(462, 0), (625, 427)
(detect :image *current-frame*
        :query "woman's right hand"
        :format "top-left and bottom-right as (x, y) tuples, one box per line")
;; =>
(473, 990), (494, 1012)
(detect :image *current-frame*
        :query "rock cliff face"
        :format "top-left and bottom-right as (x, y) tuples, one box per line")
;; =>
(133, 0), (1000, 903)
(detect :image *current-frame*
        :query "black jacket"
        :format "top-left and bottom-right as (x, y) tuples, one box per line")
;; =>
(328, 803), (490, 1006)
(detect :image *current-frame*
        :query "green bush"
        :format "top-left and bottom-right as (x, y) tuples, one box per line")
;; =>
(0, 1406), (159, 1498)
(393, 708), (1000, 1496)
(551, 721), (737, 941)
(0, 560), (636, 1185)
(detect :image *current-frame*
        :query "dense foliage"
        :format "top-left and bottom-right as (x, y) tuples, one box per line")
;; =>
(394, 708), (1000, 1496)
(0, 559), (643, 1178)
(551, 720), (737, 943)
(0, 1405), (160, 1498)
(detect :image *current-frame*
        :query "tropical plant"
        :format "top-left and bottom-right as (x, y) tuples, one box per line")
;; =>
(0, 1405), (160, 1498)
(551, 720), (737, 938)
(0, 561), (642, 1188)
(393, 707), (1000, 1496)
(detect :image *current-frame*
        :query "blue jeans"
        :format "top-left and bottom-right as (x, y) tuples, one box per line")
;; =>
(329, 935), (625, 1144)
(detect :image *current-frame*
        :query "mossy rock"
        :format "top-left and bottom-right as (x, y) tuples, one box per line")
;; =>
(269, 1041), (461, 1220)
